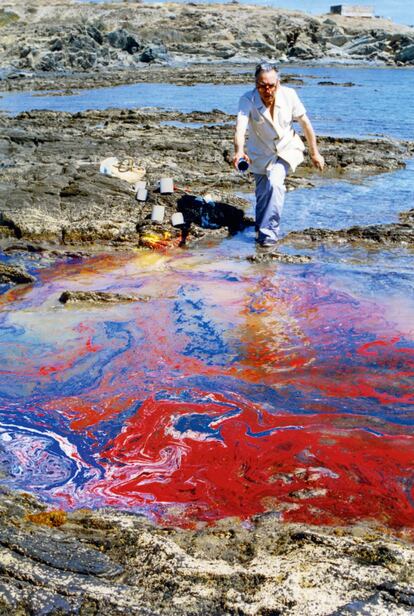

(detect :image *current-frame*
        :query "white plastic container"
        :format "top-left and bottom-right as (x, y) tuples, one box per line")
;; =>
(133, 180), (147, 193)
(99, 157), (118, 176)
(160, 177), (174, 194)
(136, 187), (148, 202)
(151, 204), (165, 223)
(171, 212), (184, 226)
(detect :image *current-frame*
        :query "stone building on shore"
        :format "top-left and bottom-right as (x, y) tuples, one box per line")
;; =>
(330, 4), (375, 18)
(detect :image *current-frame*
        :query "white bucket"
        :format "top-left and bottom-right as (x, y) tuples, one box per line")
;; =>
(100, 157), (118, 176)
(136, 187), (148, 202)
(171, 212), (184, 226)
(151, 204), (165, 223)
(133, 180), (146, 193)
(160, 177), (174, 194)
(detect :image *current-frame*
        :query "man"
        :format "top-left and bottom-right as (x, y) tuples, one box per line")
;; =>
(233, 62), (324, 247)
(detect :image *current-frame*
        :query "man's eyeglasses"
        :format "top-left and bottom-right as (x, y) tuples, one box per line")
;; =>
(257, 82), (277, 91)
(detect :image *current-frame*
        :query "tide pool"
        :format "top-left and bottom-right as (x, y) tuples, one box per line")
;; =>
(0, 164), (413, 529)
(1, 62), (414, 530)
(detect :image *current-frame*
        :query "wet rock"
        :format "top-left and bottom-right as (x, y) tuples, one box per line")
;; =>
(62, 219), (139, 244)
(0, 489), (413, 615)
(59, 290), (145, 304)
(247, 251), (312, 264)
(1, 210), (64, 243)
(345, 222), (414, 244)
(317, 136), (413, 173)
(0, 107), (412, 251)
(0, 525), (124, 577)
(318, 81), (355, 87)
(138, 223), (182, 248)
(0, 263), (35, 284)
(400, 208), (414, 223)
(285, 216), (414, 247)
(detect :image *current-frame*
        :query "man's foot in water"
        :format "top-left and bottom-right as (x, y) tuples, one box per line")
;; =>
(257, 240), (278, 251)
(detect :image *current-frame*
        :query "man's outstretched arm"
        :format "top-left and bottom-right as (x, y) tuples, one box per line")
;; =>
(233, 111), (250, 169)
(298, 114), (325, 171)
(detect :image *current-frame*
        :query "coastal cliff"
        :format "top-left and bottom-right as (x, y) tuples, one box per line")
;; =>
(1, 0), (414, 87)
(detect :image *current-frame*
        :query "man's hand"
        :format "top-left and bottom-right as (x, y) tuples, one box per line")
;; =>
(233, 152), (251, 170)
(311, 152), (325, 172)
(298, 115), (325, 172)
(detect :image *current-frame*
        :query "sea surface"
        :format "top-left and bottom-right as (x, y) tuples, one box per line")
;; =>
(1, 67), (413, 530)
(2, 66), (414, 139)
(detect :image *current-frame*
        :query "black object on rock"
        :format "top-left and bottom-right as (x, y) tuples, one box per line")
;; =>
(177, 194), (249, 234)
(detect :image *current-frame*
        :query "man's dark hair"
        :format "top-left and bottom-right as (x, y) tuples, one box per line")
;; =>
(255, 62), (279, 80)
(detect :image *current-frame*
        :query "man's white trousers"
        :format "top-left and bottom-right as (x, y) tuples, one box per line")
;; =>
(254, 158), (290, 245)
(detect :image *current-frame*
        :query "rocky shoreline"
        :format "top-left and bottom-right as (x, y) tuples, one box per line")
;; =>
(285, 208), (414, 247)
(1, 100), (412, 610)
(0, 64), (338, 93)
(0, 0), (414, 96)
(1, 2), (413, 261)
(0, 487), (413, 615)
(1, 4), (414, 615)
(1, 107), (413, 263)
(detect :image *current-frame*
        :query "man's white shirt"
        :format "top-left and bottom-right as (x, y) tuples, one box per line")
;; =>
(237, 86), (306, 174)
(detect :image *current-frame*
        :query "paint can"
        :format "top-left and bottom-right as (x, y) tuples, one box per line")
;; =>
(160, 177), (174, 194)
(237, 158), (249, 172)
(136, 187), (148, 202)
(151, 204), (165, 223)
(171, 212), (184, 226)
(133, 180), (147, 192)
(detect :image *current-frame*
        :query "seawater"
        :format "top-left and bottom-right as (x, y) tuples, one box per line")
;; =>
(2, 66), (414, 139)
(0, 67), (413, 530)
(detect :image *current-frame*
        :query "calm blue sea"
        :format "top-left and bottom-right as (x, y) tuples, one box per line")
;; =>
(1, 66), (414, 139)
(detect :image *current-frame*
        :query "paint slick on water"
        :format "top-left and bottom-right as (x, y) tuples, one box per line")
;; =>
(0, 249), (413, 530)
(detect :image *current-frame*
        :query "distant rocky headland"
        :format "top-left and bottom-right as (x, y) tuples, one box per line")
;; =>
(0, 0), (414, 93)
